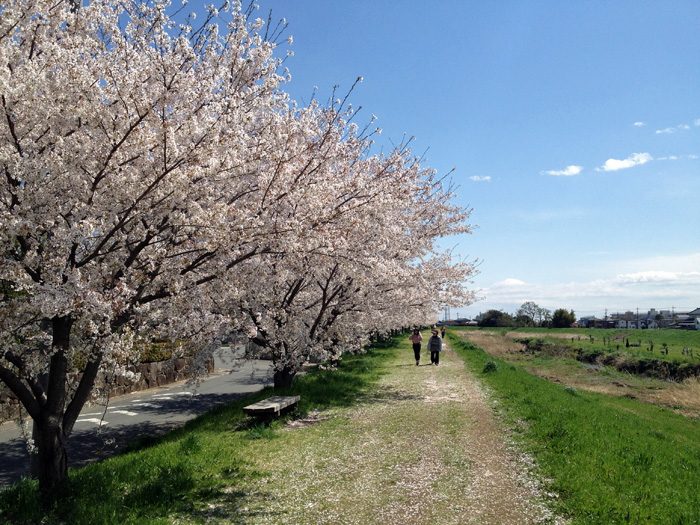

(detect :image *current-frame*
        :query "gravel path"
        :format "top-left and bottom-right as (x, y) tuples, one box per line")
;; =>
(227, 338), (564, 524)
(367, 340), (560, 524)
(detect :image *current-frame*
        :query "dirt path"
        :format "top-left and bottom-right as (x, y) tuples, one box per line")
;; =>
(366, 340), (559, 524)
(237, 338), (563, 523)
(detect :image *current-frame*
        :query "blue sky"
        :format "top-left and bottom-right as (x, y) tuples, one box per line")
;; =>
(232, 1), (700, 319)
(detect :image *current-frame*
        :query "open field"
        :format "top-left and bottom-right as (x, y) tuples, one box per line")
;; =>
(458, 327), (700, 362)
(452, 327), (700, 417)
(449, 333), (700, 524)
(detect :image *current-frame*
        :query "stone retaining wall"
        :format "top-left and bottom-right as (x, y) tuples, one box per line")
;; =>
(0, 355), (213, 424)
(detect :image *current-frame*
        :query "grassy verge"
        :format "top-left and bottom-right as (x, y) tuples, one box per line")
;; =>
(449, 333), (700, 524)
(452, 326), (700, 363)
(454, 327), (700, 417)
(0, 341), (396, 524)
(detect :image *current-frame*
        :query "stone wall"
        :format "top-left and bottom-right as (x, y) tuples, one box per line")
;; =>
(0, 354), (213, 424)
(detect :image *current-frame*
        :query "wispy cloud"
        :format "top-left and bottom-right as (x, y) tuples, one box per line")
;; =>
(542, 165), (583, 176)
(597, 152), (652, 172)
(470, 175), (491, 182)
(656, 124), (691, 134)
(634, 122), (645, 127)
(656, 154), (699, 161)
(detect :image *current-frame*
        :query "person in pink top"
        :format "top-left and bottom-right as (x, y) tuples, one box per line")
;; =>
(408, 329), (423, 366)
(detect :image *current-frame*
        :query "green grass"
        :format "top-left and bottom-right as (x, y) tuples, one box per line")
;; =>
(449, 333), (700, 524)
(5, 332), (700, 523)
(454, 326), (700, 362)
(454, 326), (700, 383)
(0, 342), (395, 524)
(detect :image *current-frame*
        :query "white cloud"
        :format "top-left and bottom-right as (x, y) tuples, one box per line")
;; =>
(657, 154), (699, 161)
(476, 267), (700, 317)
(497, 278), (527, 287)
(695, 119), (700, 127)
(597, 152), (652, 172)
(542, 165), (583, 176)
(634, 122), (645, 127)
(656, 123), (691, 134)
(470, 175), (491, 182)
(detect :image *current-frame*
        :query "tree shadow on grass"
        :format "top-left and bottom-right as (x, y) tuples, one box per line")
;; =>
(0, 337), (404, 523)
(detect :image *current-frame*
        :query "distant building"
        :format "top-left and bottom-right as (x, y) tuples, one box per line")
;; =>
(669, 317), (696, 330)
(579, 317), (616, 329)
(688, 308), (700, 319)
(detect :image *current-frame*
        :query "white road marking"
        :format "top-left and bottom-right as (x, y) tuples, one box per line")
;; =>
(77, 418), (108, 425)
(109, 410), (138, 416)
(152, 392), (193, 400)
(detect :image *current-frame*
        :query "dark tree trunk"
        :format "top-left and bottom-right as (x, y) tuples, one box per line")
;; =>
(36, 413), (68, 498)
(273, 366), (296, 389)
(34, 316), (72, 498)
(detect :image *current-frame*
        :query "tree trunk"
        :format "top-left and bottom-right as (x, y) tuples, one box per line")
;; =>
(35, 414), (68, 499)
(34, 316), (72, 498)
(273, 366), (296, 389)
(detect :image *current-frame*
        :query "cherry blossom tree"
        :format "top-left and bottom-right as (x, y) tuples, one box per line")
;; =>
(0, 0), (478, 499)
(236, 101), (476, 387)
(0, 0), (297, 495)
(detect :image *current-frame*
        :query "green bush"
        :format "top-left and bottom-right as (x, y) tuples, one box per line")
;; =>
(482, 360), (499, 373)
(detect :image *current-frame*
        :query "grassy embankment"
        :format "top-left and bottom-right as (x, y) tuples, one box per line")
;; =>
(0, 340), (396, 524)
(3, 332), (700, 523)
(450, 332), (700, 524)
(454, 326), (700, 416)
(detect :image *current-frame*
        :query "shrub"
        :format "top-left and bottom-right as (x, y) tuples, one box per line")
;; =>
(482, 360), (499, 373)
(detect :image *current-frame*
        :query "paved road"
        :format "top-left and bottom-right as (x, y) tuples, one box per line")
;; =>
(0, 346), (273, 489)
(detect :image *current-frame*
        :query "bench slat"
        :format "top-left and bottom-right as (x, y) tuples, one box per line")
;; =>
(243, 395), (300, 416)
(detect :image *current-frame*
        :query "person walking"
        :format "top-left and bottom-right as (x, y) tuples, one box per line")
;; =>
(409, 329), (423, 366)
(428, 329), (442, 365)
(440, 326), (446, 339)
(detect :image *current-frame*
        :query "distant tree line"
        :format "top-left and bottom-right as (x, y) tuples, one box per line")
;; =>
(478, 302), (576, 328)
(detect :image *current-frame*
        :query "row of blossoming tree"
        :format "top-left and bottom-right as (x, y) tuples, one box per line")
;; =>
(0, 0), (476, 496)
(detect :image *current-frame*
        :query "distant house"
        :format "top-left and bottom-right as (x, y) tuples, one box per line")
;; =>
(670, 317), (696, 330)
(442, 318), (478, 327)
(639, 318), (659, 330)
(688, 308), (700, 319)
(580, 317), (616, 329)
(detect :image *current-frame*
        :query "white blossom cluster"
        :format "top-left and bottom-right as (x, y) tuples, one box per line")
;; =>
(0, 0), (476, 487)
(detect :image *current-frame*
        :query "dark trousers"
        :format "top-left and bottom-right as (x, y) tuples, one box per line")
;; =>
(430, 351), (440, 364)
(413, 343), (421, 361)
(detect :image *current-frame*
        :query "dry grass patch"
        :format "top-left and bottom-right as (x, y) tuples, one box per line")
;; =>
(460, 331), (522, 356)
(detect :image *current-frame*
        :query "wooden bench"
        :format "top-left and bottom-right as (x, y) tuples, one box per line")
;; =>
(243, 395), (300, 418)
